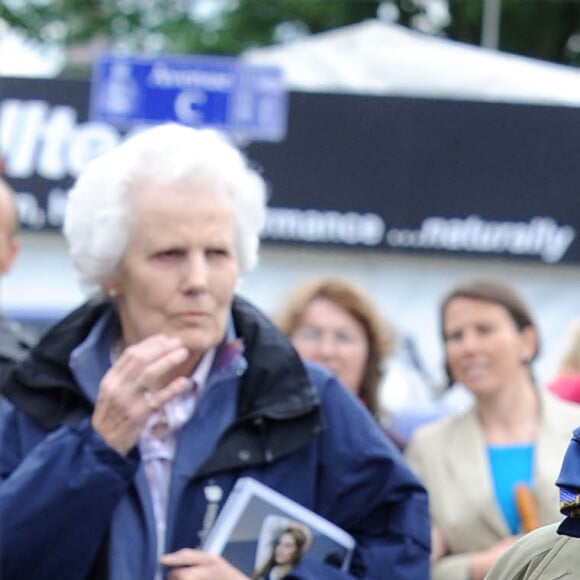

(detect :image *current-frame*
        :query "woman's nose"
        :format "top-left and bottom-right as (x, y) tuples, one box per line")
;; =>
(317, 334), (339, 356)
(457, 330), (480, 353)
(181, 254), (208, 292)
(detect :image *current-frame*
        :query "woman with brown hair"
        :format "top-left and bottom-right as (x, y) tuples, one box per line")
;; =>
(405, 278), (580, 580)
(274, 277), (406, 448)
(252, 522), (312, 580)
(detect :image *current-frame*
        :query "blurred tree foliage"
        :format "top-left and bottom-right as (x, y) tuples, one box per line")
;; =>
(447, 0), (580, 65)
(2, 0), (580, 77)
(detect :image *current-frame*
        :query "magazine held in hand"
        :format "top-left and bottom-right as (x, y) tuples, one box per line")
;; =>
(203, 477), (356, 576)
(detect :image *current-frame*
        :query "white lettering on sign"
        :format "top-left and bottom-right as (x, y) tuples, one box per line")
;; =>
(1, 99), (49, 177)
(263, 207), (385, 246)
(11, 188), (69, 229)
(46, 188), (69, 227)
(0, 97), (127, 229)
(147, 62), (234, 91)
(174, 89), (207, 124)
(15, 191), (46, 229)
(386, 214), (576, 264)
(0, 99), (123, 180)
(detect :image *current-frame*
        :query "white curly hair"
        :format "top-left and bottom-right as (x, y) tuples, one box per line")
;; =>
(63, 123), (267, 297)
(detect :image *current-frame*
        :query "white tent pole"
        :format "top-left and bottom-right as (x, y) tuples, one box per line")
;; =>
(481, 0), (502, 49)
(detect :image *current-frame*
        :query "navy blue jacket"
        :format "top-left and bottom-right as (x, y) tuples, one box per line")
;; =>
(0, 297), (430, 579)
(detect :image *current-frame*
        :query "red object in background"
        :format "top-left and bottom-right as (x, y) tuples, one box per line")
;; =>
(548, 374), (580, 405)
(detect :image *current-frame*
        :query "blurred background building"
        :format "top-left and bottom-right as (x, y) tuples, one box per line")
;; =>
(2, 0), (580, 411)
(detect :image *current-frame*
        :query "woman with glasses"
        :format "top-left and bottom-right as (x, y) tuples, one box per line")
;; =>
(274, 277), (407, 449)
(252, 522), (312, 580)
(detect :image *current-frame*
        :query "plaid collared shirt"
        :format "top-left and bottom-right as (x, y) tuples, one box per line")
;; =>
(138, 347), (215, 578)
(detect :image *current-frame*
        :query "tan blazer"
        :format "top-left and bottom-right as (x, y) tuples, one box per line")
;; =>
(405, 390), (580, 580)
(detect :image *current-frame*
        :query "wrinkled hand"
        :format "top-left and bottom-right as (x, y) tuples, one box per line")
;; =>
(92, 334), (191, 455)
(468, 536), (520, 580)
(160, 549), (250, 580)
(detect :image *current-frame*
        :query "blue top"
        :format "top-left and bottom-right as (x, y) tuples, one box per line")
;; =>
(488, 444), (534, 534)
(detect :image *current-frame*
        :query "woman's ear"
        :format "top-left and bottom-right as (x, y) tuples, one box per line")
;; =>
(102, 275), (121, 299)
(520, 325), (538, 364)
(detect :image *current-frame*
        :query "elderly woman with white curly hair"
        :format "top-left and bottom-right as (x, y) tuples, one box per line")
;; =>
(0, 124), (429, 580)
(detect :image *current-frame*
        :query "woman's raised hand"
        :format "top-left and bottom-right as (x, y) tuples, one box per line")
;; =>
(92, 334), (191, 455)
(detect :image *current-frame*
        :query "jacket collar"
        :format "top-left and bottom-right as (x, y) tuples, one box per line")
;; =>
(1, 296), (322, 447)
(1, 300), (110, 429)
(231, 296), (319, 420)
(0, 317), (34, 362)
(197, 296), (322, 477)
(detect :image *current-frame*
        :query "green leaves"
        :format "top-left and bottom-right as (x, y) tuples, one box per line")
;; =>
(3, 0), (580, 79)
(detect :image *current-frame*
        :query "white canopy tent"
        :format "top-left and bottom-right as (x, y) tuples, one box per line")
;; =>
(244, 18), (580, 107)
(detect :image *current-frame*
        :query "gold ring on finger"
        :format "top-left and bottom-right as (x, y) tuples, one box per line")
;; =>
(135, 381), (151, 394)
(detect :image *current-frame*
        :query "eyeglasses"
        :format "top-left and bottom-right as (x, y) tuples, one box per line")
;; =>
(292, 326), (366, 348)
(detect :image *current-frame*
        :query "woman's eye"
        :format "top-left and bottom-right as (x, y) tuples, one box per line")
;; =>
(207, 247), (229, 258)
(444, 331), (462, 343)
(156, 249), (184, 260)
(477, 324), (494, 335)
(293, 326), (323, 343)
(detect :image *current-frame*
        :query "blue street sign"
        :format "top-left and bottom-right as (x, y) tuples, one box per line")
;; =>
(89, 53), (288, 141)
